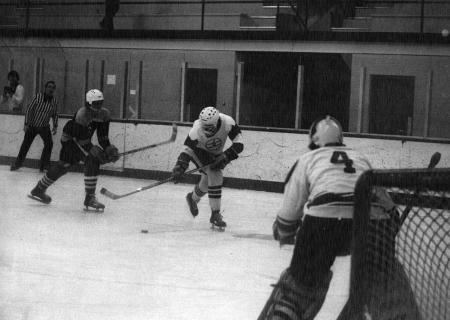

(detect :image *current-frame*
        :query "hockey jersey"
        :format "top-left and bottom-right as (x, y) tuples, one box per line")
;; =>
(182, 113), (243, 164)
(61, 106), (111, 151)
(278, 146), (373, 221)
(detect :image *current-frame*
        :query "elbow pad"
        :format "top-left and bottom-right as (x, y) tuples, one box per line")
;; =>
(176, 152), (191, 170)
(224, 142), (244, 161)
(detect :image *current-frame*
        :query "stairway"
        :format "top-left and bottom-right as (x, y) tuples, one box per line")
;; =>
(331, 1), (450, 33)
(239, 0), (343, 32)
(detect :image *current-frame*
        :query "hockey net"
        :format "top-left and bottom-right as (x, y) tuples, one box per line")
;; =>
(346, 168), (450, 320)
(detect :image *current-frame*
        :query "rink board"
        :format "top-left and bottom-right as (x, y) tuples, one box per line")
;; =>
(1, 115), (450, 185)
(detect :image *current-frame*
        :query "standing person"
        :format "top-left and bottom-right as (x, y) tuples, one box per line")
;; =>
(259, 116), (398, 320)
(100, 0), (120, 31)
(28, 89), (119, 211)
(171, 106), (244, 230)
(11, 81), (58, 172)
(1, 70), (25, 112)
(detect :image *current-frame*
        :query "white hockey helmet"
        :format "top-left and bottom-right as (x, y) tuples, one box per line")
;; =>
(199, 106), (220, 136)
(86, 89), (104, 105)
(309, 115), (343, 149)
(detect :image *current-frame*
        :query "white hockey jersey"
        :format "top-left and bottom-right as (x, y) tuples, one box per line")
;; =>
(278, 146), (373, 221)
(183, 113), (243, 163)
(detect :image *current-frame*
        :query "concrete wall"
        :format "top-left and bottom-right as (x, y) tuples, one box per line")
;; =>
(1, 115), (449, 183)
(2, 36), (450, 144)
(349, 54), (450, 138)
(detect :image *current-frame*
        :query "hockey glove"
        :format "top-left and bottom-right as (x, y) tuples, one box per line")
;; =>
(210, 152), (230, 170)
(105, 145), (120, 163)
(172, 152), (191, 183)
(172, 164), (186, 183)
(273, 216), (301, 246)
(89, 145), (109, 164)
(3, 86), (13, 97)
(372, 187), (396, 213)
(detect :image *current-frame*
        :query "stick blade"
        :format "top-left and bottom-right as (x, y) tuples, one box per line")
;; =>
(428, 152), (441, 169)
(100, 187), (120, 200)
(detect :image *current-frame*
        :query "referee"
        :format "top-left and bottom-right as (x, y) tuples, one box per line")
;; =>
(11, 81), (58, 172)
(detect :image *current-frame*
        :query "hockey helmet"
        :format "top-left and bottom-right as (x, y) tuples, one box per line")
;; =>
(309, 115), (343, 150)
(199, 106), (220, 136)
(86, 89), (104, 109)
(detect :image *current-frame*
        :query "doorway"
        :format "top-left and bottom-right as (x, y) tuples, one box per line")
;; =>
(369, 75), (415, 135)
(184, 68), (218, 122)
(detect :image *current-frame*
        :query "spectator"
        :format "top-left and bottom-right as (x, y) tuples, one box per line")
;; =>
(100, 0), (120, 32)
(1, 70), (25, 112)
(11, 81), (58, 172)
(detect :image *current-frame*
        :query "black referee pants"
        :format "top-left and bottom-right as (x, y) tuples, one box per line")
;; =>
(15, 126), (53, 170)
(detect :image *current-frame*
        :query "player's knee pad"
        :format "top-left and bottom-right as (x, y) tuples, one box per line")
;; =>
(258, 269), (332, 320)
(46, 161), (69, 180)
(198, 174), (209, 191)
(206, 169), (223, 186)
(84, 155), (100, 176)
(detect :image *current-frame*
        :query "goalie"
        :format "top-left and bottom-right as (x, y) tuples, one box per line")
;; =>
(259, 116), (401, 320)
(28, 89), (119, 211)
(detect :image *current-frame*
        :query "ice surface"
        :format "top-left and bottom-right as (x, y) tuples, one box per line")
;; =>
(0, 166), (349, 320)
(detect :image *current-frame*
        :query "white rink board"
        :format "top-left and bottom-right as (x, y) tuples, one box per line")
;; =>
(1, 115), (449, 182)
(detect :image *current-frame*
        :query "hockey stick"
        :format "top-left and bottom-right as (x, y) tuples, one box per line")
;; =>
(118, 123), (177, 157)
(73, 123), (176, 159)
(73, 138), (89, 156)
(399, 152), (441, 225)
(100, 164), (210, 200)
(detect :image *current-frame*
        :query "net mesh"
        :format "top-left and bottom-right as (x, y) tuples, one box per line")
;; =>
(349, 169), (450, 320)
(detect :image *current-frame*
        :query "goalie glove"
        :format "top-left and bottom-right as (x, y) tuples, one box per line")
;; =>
(105, 145), (120, 163)
(273, 216), (301, 246)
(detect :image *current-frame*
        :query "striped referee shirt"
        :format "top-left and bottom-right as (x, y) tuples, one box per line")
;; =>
(24, 92), (58, 128)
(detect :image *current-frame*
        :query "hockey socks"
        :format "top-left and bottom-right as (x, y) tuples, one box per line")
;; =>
(192, 184), (206, 202)
(208, 185), (222, 211)
(37, 174), (55, 191)
(36, 163), (68, 191)
(84, 176), (98, 195)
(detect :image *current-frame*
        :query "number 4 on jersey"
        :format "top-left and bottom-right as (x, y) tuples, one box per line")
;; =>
(330, 151), (356, 173)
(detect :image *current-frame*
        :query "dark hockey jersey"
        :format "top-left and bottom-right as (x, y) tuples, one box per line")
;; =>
(61, 107), (111, 151)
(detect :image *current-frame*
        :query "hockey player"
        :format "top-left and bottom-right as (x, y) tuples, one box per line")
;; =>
(171, 106), (244, 229)
(259, 116), (399, 320)
(28, 89), (119, 211)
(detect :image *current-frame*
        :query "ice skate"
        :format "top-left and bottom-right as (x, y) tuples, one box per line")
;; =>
(210, 210), (226, 231)
(185, 192), (199, 217)
(28, 186), (52, 204)
(84, 194), (105, 212)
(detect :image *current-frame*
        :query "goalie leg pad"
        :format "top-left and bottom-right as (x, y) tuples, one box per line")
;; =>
(258, 269), (332, 320)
